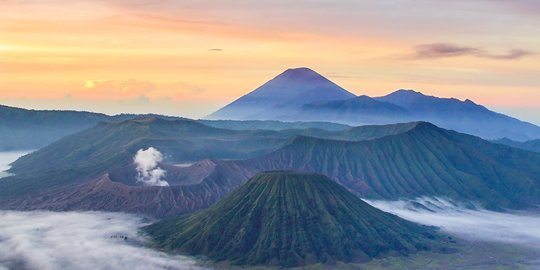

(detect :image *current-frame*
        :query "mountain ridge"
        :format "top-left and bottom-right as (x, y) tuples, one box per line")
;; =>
(207, 69), (540, 141)
(3, 120), (540, 216)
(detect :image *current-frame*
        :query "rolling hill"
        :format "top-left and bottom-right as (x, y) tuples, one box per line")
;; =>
(145, 172), (445, 267)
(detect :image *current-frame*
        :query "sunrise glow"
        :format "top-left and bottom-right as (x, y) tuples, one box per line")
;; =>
(1, 0), (539, 122)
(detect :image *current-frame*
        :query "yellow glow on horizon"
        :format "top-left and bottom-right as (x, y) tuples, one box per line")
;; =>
(1, 0), (539, 122)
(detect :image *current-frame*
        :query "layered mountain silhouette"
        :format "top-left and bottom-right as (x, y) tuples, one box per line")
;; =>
(220, 122), (540, 210)
(0, 118), (419, 216)
(0, 104), (111, 151)
(0, 103), (350, 151)
(493, 138), (540, 153)
(207, 68), (540, 141)
(7, 117), (410, 180)
(0, 104), (189, 151)
(145, 172), (444, 267)
(374, 90), (540, 141)
(297, 95), (410, 124)
(3, 119), (540, 216)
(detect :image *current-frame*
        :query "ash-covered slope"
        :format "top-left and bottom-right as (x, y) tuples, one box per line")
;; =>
(145, 172), (444, 267)
(4, 164), (247, 217)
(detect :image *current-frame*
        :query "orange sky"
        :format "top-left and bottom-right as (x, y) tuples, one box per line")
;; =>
(1, 0), (539, 123)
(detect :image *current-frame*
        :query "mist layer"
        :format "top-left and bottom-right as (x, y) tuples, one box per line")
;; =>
(0, 211), (207, 270)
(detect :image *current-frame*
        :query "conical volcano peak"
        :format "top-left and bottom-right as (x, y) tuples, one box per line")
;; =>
(251, 170), (305, 178)
(206, 67), (355, 120)
(277, 67), (327, 81)
(146, 172), (444, 267)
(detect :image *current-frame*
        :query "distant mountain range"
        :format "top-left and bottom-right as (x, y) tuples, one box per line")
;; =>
(207, 67), (540, 141)
(2, 67), (539, 150)
(493, 138), (540, 153)
(145, 172), (446, 267)
(0, 104), (188, 151)
(3, 118), (540, 216)
(0, 104), (349, 151)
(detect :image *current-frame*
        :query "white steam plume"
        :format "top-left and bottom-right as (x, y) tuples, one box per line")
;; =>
(0, 210), (207, 270)
(133, 147), (169, 187)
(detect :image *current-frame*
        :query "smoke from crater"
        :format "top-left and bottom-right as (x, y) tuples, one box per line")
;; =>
(133, 147), (169, 187)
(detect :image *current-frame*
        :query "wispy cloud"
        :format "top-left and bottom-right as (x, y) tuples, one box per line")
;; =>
(478, 48), (533, 60)
(414, 43), (481, 58)
(78, 79), (155, 100)
(412, 43), (534, 60)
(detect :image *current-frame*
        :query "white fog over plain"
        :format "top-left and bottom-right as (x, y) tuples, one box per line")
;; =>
(2, 151), (540, 269)
(368, 197), (540, 250)
(0, 151), (32, 178)
(0, 151), (205, 270)
(0, 211), (207, 270)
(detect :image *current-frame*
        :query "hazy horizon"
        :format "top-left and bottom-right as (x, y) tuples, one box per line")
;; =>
(2, 0), (540, 124)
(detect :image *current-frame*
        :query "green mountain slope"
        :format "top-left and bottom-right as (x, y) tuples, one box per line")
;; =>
(234, 122), (540, 209)
(146, 172), (443, 267)
(1, 118), (418, 201)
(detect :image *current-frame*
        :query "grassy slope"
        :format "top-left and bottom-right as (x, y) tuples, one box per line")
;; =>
(1, 119), (418, 199)
(146, 172), (442, 267)
(242, 122), (540, 209)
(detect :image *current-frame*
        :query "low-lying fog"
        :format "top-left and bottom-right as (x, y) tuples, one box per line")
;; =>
(0, 211), (207, 270)
(2, 150), (539, 269)
(0, 150), (32, 178)
(367, 197), (540, 250)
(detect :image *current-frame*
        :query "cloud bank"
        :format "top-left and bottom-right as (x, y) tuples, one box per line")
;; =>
(0, 151), (32, 179)
(0, 210), (207, 270)
(133, 147), (169, 187)
(368, 197), (540, 249)
(413, 43), (533, 60)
